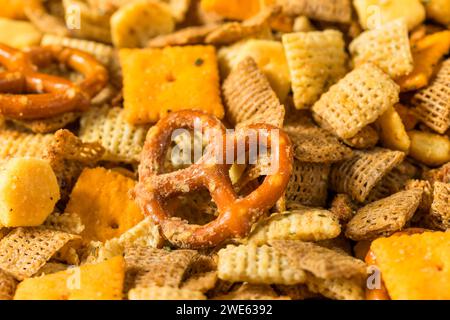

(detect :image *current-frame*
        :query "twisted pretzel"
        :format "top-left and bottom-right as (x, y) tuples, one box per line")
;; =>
(365, 228), (428, 300)
(134, 110), (293, 249)
(0, 44), (108, 120)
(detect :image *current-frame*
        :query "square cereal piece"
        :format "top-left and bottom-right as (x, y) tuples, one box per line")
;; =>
(349, 19), (413, 78)
(282, 30), (348, 109)
(0, 129), (54, 160)
(279, 0), (352, 23)
(412, 59), (450, 134)
(79, 106), (150, 163)
(312, 63), (399, 140)
(429, 182), (450, 230)
(370, 231), (450, 300)
(14, 256), (125, 300)
(120, 46), (224, 124)
(65, 167), (144, 242)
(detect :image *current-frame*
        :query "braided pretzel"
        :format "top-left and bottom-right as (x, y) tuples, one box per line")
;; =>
(0, 44), (108, 120)
(134, 110), (293, 249)
(365, 228), (428, 300)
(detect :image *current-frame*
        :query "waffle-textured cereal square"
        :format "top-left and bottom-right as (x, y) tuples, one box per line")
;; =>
(282, 30), (348, 109)
(14, 256), (125, 300)
(349, 19), (413, 78)
(370, 231), (450, 300)
(120, 46), (224, 124)
(65, 167), (144, 242)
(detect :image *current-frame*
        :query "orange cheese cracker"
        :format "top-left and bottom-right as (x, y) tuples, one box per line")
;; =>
(65, 167), (144, 242)
(120, 46), (224, 124)
(371, 231), (450, 300)
(14, 256), (125, 300)
(201, 0), (268, 20)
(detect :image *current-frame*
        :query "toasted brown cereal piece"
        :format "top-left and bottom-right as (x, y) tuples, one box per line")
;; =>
(330, 194), (357, 223)
(214, 283), (288, 300)
(396, 31), (450, 92)
(395, 103), (419, 131)
(14, 256), (125, 300)
(0, 129), (54, 160)
(110, 0), (175, 48)
(411, 59), (450, 134)
(405, 179), (433, 216)
(0, 158), (60, 227)
(345, 189), (423, 241)
(62, 0), (112, 43)
(43, 130), (105, 206)
(129, 286), (206, 300)
(84, 217), (163, 264)
(0, 227), (80, 280)
(274, 284), (319, 300)
(65, 167), (144, 242)
(428, 182), (450, 230)
(422, 162), (450, 184)
(217, 244), (307, 285)
(120, 46), (224, 124)
(181, 271), (218, 293)
(219, 39), (291, 102)
(353, 0), (425, 31)
(350, 19), (413, 78)
(79, 106), (149, 163)
(0, 18), (42, 48)
(147, 24), (218, 48)
(41, 34), (114, 67)
(330, 148), (405, 202)
(223, 57), (284, 128)
(408, 130), (450, 167)
(0, 269), (16, 300)
(424, 0), (450, 26)
(285, 124), (353, 163)
(304, 273), (365, 300)
(205, 5), (280, 45)
(376, 106), (410, 152)
(282, 30), (347, 109)
(125, 246), (198, 289)
(312, 63), (399, 140)
(270, 240), (367, 280)
(341, 126), (379, 150)
(11, 112), (80, 134)
(365, 161), (418, 203)
(286, 160), (330, 207)
(280, 0), (352, 23)
(43, 212), (85, 235)
(316, 235), (353, 256)
(247, 208), (341, 246)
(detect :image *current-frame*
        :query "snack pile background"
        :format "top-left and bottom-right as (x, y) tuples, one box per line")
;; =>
(0, 0), (449, 300)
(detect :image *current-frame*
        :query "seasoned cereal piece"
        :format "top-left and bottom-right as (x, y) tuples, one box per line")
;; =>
(370, 231), (450, 300)
(330, 194), (357, 223)
(65, 167), (144, 242)
(147, 24), (218, 48)
(214, 283), (288, 300)
(428, 182), (450, 230)
(312, 63), (399, 140)
(223, 57), (284, 128)
(345, 189), (423, 241)
(341, 126), (379, 150)
(280, 0), (352, 23)
(282, 30), (347, 109)
(350, 19), (413, 78)
(14, 256), (125, 300)
(0, 129), (54, 160)
(129, 286), (206, 300)
(120, 46), (224, 124)
(0, 269), (16, 300)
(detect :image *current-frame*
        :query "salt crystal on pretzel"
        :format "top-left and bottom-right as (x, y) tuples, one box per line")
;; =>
(282, 30), (348, 109)
(0, 129), (54, 160)
(330, 148), (405, 203)
(223, 57), (284, 128)
(284, 125), (353, 163)
(80, 106), (149, 163)
(217, 244), (307, 285)
(349, 19), (413, 78)
(279, 0), (352, 23)
(0, 269), (16, 300)
(428, 182), (450, 230)
(285, 160), (330, 207)
(412, 59), (450, 134)
(0, 227), (80, 280)
(246, 208), (341, 245)
(129, 286), (206, 300)
(312, 63), (399, 140)
(345, 188), (423, 241)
